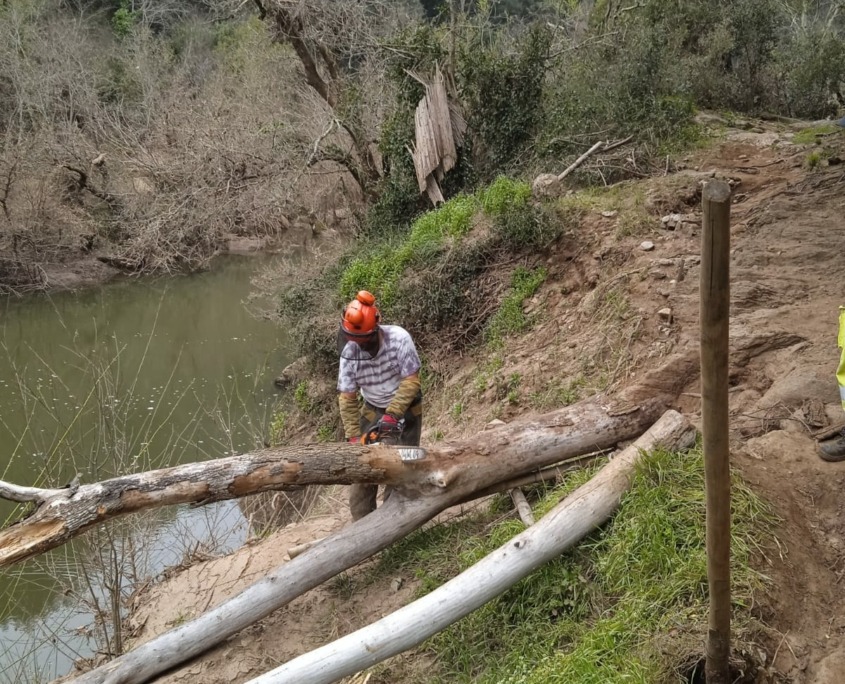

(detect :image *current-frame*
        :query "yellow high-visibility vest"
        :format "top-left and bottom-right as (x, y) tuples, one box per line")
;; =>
(838, 307), (845, 409)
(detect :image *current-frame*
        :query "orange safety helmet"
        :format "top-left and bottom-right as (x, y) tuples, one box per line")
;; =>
(340, 290), (381, 338)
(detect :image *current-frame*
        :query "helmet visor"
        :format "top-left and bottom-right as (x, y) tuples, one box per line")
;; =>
(337, 327), (380, 360)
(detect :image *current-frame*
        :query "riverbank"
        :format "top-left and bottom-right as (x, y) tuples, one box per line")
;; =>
(5, 233), (303, 295)
(77, 119), (845, 683)
(0, 253), (297, 682)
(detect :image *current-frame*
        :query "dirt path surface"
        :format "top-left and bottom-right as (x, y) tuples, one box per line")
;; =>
(116, 123), (845, 683)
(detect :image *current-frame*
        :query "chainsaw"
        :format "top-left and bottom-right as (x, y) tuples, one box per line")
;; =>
(359, 419), (426, 461)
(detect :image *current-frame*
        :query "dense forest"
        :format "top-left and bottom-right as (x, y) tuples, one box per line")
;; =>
(1, 0), (843, 295)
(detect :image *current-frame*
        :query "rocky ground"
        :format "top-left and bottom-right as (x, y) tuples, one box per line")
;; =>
(114, 119), (845, 683)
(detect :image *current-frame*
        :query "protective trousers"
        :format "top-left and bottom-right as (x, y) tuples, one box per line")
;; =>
(349, 398), (422, 521)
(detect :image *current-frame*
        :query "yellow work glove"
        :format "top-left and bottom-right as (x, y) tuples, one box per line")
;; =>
(338, 393), (361, 439)
(386, 374), (422, 418)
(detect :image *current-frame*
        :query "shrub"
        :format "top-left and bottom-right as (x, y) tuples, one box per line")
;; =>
(778, 29), (845, 119)
(97, 57), (142, 105)
(339, 193), (478, 306)
(478, 176), (531, 216)
(112, 1), (139, 39)
(459, 22), (552, 174)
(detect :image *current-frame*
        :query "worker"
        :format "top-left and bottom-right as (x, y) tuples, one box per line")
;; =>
(337, 290), (423, 519)
(819, 306), (845, 461)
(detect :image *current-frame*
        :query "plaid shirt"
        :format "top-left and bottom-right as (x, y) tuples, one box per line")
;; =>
(337, 325), (421, 408)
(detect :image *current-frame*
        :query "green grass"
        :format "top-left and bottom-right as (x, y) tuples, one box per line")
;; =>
(529, 375), (586, 410)
(479, 176), (532, 216)
(793, 123), (840, 145)
(373, 444), (774, 683)
(338, 178), (533, 306)
(339, 193), (478, 306)
(806, 150), (823, 169)
(485, 266), (547, 348)
(555, 182), (653, 239)
(316, 424), (335, 442)
(293, 380), (312, 413)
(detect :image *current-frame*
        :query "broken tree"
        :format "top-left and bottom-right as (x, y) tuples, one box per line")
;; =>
(0, 352), (701, 569)
(52, 353), (700, 684)
(0, 332), (801, 683)
(251, 410), (696, 684)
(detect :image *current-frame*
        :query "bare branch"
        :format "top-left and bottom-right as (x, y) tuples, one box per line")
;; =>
(0, 480), (69, 504)
(269, 6), (337, 108)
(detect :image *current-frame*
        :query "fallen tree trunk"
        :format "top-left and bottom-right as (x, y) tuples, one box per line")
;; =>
(2, 352), (700, 569)
(64, 354), (700, 684)
(250, 410), (696, 684)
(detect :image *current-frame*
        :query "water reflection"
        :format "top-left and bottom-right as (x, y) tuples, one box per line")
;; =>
(0, 255), (292, 682)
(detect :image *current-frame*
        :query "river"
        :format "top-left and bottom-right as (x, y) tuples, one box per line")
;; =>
(0, 255), (295, 682)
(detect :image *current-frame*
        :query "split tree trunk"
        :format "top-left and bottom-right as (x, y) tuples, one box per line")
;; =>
(250, 410), (696, 684)
(2, 352), (700, 569)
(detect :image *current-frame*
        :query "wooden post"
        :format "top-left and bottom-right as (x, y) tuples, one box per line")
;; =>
(701, 179), (732, 684)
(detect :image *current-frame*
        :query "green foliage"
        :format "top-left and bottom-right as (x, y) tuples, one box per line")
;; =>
(275, 262), (347, 369)
(529, 375), (586, 410)
(338, 244), (403, 309)
(793, 123), (840, 145)
(111, 1), (139, 38)
(408, 194), (478, 244)
(339, 193), (478, 306)
(384, 24), (447, 107)
(214, 17), (278, 75)
(378, 445), (773, 682)
(493, 203), (559, 250)
(316, 424), (336, 442)
(778, 28), (845, 118)
(97, 57), (142, 105)
(367, 109), (424, 234)
(505, 372), (521, 405)
(450, 401), (464, 420)
(805, 150), (824, 169)
(485, 266), (546, 347)
(269, 410), (287, 446)
(482, 175), (557, 251)
(294, 380), (312, 413)
(459, 23), (553, 173)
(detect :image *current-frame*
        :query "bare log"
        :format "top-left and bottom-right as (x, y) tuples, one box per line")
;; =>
(250, 410), (696, 684)
(3, 325), (803, 571)
(64, 355), (699, 684)
(3, 352), (700, 569)
(556, 140), (605, 182)
(68, 491), (445, 684)
(508, 488), (535, 526)
(0, 442), (425, 568)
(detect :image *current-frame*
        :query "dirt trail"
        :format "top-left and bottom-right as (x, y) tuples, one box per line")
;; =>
(114, 123), (845, 683)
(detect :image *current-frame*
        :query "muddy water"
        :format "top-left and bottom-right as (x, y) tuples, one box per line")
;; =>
(0, 256), (295, 682)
